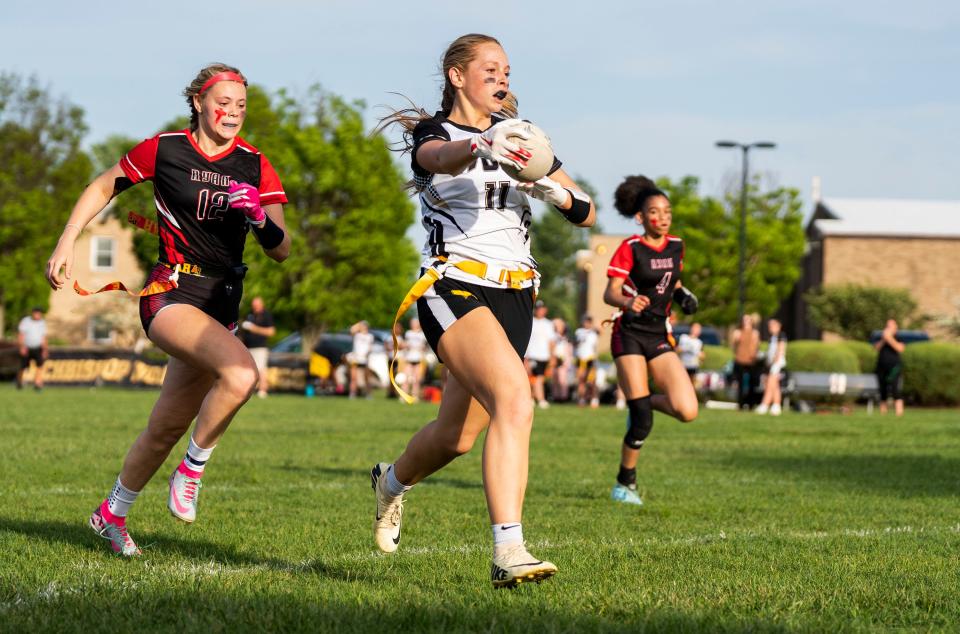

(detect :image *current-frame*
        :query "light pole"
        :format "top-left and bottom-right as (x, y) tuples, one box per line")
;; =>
(715, 140), (776, 321)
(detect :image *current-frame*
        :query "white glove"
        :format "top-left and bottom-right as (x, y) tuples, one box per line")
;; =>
(516, 176), (570, 207)
(470, 118), (531, 170)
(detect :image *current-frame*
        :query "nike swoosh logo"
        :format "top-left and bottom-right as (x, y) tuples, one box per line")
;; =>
(500, 524), (520, 530)
(392, 526), (401, 545)
(171, 493), (191, 515)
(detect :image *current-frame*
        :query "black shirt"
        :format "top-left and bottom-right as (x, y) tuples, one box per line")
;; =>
(241, 310), (274, 349)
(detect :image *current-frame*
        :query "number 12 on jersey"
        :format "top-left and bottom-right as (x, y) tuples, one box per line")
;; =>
(196, 189), (229, 221)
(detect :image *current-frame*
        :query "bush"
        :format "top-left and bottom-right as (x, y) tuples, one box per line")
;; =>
(805, 284), (921, 341)
(786, 340), (860, 374)
(840, 340), (878, 374)
(902, 343), (960, 406)
(701, 345), (732, 371)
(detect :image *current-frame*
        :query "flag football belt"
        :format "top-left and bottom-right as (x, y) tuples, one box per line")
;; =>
(388, 256), (538, 404)
(73, 260), (228, 298)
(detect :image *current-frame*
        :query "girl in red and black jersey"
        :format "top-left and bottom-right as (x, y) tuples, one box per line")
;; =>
(45, 63), (290, 556)
(603, 176), (699, 507)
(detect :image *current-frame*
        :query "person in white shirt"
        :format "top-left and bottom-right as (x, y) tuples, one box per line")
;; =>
(550, 318), (573, 402)
(676, 322), (705, 385)
(525, 300), (555, 409)
(402, 318), (429, 402)
(574, 315), (600, 407)
(349, 321), (375, 398)
(17, 307), (48, 390)
(756, 319), (788, 416)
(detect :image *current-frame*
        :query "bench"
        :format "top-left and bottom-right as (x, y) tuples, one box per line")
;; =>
(783, 371), (881, 412)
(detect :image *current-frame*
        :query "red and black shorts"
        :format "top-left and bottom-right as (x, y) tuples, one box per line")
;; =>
(611, 320), (675, 361)
(417, 274), (534, 364)
(139, 263), (244, 336)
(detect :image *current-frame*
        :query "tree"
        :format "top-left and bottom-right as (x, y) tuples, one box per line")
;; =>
(530, 177), (600, 325)
(236, 86), (418, 341)
(805, 284), (923, 341)
(0, 73), (92, 335)
(659, 175), (805, 326)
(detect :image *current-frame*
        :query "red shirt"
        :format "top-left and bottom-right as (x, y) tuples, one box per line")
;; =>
(120, 130), (287, 267)
(607, 234), (685, 326)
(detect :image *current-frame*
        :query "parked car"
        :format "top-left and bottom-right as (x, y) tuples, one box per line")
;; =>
(269, 330), (390, 388)
(671, 323), (722, 346)
(868, 330), (930, 345)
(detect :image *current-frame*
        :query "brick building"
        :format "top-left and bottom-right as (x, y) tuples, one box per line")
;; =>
(780, 198), (960, 340)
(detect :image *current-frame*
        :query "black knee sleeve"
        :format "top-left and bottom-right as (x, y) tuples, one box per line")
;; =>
(624, 396), (653, 449)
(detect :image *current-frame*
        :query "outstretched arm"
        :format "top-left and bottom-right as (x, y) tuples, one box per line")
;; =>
(46, 163), (130, 290)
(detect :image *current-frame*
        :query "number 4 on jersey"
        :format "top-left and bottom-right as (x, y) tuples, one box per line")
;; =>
(655, 271), (672, 295)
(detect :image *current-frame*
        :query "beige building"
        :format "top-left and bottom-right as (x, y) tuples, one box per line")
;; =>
(781, 198), (960, 339)
(576, 233), (635, 354)
(46, 209), (145, 346)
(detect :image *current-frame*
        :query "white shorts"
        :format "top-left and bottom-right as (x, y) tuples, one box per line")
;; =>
(249, 347), (269, 373)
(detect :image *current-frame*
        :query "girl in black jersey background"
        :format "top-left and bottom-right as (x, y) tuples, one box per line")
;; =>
(45, 64), (290, 556)
(375, 34), (595, 588)
(603, 176), (699, 506)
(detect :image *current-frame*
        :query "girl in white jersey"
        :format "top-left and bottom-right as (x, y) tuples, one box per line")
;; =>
(373, 33), (595, 588)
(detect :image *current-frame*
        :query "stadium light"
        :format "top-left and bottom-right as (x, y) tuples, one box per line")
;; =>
(714, 140), (777, 320)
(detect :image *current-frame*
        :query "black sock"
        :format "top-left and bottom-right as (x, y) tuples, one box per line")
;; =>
(617, 465), (637, 488)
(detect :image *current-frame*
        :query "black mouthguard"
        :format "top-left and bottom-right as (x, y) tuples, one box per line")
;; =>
(494, 90), (507, 100)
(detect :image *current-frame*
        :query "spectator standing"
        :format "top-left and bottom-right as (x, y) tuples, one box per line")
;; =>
(574, 315), (600, 407)
(17, 307), (48, 391)
(525, 300), (555, 409)
(676, 322), (705, 384)
(731, 314), (761, 410)
(402, 319), (429, 402)
(240, 296), (275, 398)
(349, 320), (375, 398)
(756, 319), (787, 416)
(875, 319), (906, 417)
(551, 318), (573, 402)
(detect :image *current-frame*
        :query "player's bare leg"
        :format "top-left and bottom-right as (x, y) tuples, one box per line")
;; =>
(648, 352), (698, 423)
(611, 355), (650, 505)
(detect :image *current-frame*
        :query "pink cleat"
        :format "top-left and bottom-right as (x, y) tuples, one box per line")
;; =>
(168, 462), (203, 523)
(89, 502), (141, 557)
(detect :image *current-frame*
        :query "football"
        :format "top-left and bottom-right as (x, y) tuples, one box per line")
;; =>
(502, 121), (555, 182)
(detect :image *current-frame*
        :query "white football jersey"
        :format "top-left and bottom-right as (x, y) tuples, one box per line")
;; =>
(403, 329), (428, 362)
(575, 327), (599, 360)
(526, 317), (555, 362)
(412, 113), (562, 289)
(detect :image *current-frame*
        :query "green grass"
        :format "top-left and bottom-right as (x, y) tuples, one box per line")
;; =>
(1, 386), (958, 633)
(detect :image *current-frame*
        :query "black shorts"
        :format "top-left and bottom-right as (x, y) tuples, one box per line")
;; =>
(877, 363), (903, 400)
(139, 263), (244, 335)
(611, 323), (674, 361)
(528, 360), (548, 376)
(417, 274), (534, 364)
(20, 347), (44, 368)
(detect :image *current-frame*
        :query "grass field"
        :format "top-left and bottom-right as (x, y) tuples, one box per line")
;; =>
(0, 386), (958, 632)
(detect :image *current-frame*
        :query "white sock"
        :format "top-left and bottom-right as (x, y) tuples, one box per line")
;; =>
(107, 478), (140, 517)
(385, 465), (412, 499)
(184, 436), (215, 473)
(492, 522), (523, 548)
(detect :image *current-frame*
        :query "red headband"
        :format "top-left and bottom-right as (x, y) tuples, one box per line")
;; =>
(199, 71), (246, 95)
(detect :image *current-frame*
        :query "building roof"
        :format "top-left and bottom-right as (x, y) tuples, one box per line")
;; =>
(812, 198), (960, 239)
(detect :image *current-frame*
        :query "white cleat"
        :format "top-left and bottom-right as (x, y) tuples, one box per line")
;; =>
(168, 464), (202, 523)
(371, 462), (404, 553)
(491, 543), (557, 589)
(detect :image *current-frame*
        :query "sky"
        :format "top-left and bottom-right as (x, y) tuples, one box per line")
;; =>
(2, 0), (957, 238)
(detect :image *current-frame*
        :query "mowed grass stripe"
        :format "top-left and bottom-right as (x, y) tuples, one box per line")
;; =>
(0, 386), (957, 632)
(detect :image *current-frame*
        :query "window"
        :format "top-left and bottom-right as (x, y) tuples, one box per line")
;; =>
(90, 236), (115, 271)
(88, 316), (114, 344)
